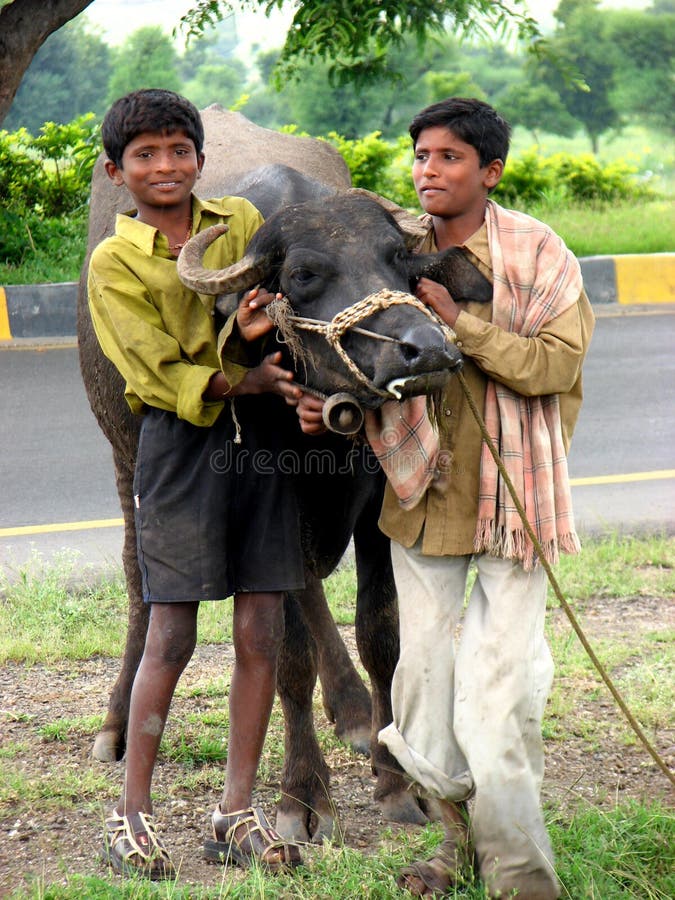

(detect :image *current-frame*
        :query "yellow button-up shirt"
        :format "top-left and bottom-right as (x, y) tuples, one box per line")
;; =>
(378, 221), (595, 556)
(87, 195), (263, 427)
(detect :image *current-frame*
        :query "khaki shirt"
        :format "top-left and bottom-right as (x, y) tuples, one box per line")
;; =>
(87, 195), (263, 427)
(379, 221), (595, 555)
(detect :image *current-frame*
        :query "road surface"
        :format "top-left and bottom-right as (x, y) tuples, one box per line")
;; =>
(1, 308), (673, 577)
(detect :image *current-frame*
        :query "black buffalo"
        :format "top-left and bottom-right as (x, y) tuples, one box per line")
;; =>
(78, 123), (491, 842)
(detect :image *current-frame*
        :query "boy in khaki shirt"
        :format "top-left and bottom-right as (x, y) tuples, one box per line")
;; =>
(298, 98), (593, 899)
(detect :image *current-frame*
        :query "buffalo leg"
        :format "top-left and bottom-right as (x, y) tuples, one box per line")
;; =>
(276, 586), (336, 843)
(352, 504), (428, 826)
(91, 451), (147, 762)
(301, 568), (372, 755)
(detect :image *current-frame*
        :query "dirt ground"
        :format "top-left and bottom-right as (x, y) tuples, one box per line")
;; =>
(1, 593), (673, 897)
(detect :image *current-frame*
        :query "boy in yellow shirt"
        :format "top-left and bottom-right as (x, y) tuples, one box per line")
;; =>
(88, 88), (304, 880)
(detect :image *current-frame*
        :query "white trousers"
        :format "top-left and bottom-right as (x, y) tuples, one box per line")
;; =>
(379, 542), (560, 898)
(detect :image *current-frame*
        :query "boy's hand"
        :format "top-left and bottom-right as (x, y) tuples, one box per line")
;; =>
(293, 393), (328, 435)
(236, 287), (281, 341)
(416, 277), (460, 328)
(241, 351), (302, 403)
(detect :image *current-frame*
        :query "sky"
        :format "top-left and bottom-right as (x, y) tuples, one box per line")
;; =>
(82, 0), (652, 51)
(81, 0), (291, 52)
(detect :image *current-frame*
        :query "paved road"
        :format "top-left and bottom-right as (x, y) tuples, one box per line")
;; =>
(1, 308), (673, 576)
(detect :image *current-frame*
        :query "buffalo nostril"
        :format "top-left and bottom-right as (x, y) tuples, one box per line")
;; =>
(400, 341), (420, 363)
(397, 323), (448, 368)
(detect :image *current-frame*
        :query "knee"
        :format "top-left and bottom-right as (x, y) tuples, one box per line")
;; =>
(235, 603), (285, 663)
(145, 621), (197, 671)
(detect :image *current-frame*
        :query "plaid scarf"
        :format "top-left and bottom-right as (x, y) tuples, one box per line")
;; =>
(364, 394), (439, 510)
(365, 200), (583, 569)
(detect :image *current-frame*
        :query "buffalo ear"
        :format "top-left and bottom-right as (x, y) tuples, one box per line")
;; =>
(409, 248), (493, 304)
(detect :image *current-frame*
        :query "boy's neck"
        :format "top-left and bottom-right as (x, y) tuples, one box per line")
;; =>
(135, 196), (194, 232)
(431, 205), (487, 250)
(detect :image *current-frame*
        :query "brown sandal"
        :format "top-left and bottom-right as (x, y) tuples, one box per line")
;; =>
(102, 810), (176, 880)
(204, 805), (302, 871)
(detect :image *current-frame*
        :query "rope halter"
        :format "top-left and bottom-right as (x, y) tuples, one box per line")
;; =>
(265, 289), (457, 399)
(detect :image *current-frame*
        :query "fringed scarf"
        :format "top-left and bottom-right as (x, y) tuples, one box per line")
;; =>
(475, 200), (582, 569)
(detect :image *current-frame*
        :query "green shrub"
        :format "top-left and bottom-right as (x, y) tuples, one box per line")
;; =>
(496, 149), (655, 205)
(325, 131), (418, 208)
(0, 115), (101, 266)
(0, 128), (44, 211)
(324, 133), (657, 211)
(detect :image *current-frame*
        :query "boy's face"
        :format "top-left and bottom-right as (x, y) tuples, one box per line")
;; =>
(105, 129), (204, 214)
(412, 126), (503, 221)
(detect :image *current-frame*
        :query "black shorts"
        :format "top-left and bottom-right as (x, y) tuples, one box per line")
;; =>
(133, 397), (305, 602)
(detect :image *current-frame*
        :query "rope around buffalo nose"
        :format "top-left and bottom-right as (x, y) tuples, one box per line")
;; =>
(265, 288), (674, 788)
(266, 289), (456, 397)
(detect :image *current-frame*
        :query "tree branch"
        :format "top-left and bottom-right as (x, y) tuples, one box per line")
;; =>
(0, 0), (94, 125)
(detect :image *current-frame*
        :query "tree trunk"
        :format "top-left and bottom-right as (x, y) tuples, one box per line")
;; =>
(0, 0), (94, 126)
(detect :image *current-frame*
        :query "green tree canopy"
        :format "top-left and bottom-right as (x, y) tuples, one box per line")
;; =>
(606, 6), (675, 134)
(106, 26), (182, 103)
(179, 20), (248, 110)
(0, 0), (542, 126)
(179, 0), (541, 86)
(242, 32), (502, 139)
(499, 81), (579, 145)
(532, 0), (620, 153)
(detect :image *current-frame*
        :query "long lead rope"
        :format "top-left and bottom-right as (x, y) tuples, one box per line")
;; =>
(457, 368), (675, 789)
(266, 289), (674, 787)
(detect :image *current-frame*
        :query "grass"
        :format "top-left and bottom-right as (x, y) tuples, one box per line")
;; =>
(522, 198), (675, 257)
(0, 551), (128, 663)
(0, 210), (88, 286)
(548, 531), (674, 601)
(1, 533), (673, 898)
(551, 801), (675, 899)
(7, 800), (675, 899)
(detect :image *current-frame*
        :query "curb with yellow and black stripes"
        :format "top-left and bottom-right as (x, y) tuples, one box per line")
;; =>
(1, 254), (674, 341)
(580, 253), (675, 307)
(0, 281), (78, 341)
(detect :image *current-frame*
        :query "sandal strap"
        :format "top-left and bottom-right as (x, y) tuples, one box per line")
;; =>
(106, 810), (172, 864)
(215, 805), (296, 864)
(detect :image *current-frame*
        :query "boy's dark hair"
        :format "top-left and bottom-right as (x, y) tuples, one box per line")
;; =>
(101, 89), (204, 167)
(410, 97), (511, 167)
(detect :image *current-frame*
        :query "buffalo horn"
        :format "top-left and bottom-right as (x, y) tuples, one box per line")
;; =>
(177, 224), (271, 295)
(347, 187), (427, 249)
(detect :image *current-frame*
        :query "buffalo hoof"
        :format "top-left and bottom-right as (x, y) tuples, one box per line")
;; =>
(92, 728), (125, 763)
(276, 799), (337, 844)
(378, 791), (429, 826)
(334, 722), (371, 757)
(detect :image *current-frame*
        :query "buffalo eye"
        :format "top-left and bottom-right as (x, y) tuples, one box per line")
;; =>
(289, 266), (317, 286)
